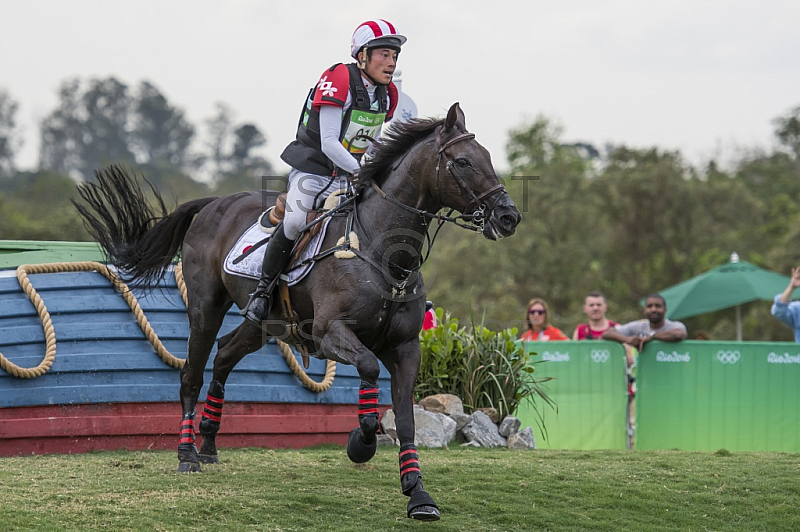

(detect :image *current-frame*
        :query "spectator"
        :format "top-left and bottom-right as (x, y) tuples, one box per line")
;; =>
(771, 266), (800, 341)
(572, 291), (619, 340)
(422, 301), (438, 331)
(603, 294), (687, 350)
(521, 298), (568, 341)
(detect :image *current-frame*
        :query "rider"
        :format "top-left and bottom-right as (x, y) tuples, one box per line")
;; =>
(241, 19), (405, 324)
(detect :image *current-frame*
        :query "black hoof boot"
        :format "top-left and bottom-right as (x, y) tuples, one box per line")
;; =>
(177, 443), (202, 473)
(178, 461), (202, 472)
(408, 491), (440, 521)
(346, 427), (377, 463)
(198, 453), (219, 464)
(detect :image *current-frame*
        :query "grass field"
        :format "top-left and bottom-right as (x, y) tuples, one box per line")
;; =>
(1, 445), (798, 531)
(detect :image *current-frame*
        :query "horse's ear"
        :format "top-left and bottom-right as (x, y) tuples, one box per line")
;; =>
(443, 102), (465, 132)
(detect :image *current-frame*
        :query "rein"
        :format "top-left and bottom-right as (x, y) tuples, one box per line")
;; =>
(299, 126), (508, 296)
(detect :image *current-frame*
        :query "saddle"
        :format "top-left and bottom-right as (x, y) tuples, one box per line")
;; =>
(259, 193), (325, 263)
(257, 191), (353, 368)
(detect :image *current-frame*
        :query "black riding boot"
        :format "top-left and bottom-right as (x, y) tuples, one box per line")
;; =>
(240, 224), (296, 324)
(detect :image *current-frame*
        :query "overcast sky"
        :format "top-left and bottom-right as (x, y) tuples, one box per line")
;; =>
(1, 0), (798, 175)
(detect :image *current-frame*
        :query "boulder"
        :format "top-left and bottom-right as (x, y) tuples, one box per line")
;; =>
(475, 407), (501, 423)
(498, 416), (521, 437)
(507, 427), (537, 449)
(380, 409), (397, 440)
(414, 408), (455, 448)
(462, 411), (507, 448)
(376, 434), (396, 447)
(419, 394), (465, 416)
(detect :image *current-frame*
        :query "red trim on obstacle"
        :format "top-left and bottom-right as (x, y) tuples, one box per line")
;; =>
(0, 402), (388, 457)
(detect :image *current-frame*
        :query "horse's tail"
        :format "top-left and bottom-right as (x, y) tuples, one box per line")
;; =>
(73, 165), (217, 288)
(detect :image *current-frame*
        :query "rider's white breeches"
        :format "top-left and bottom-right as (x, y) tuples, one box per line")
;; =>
(283, 169), (348, 240)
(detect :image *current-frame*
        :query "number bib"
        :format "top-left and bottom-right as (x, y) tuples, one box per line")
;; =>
(341, 109), (387, 155)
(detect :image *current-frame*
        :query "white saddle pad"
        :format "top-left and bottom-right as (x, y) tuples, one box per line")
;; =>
(223, 218), (332, 286)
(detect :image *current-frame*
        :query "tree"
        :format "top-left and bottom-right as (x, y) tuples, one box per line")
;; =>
(132, 81), (195, 168)
(0, 89), (20, 177)
(39, 77), (135, 179)
(774, 105), (800, 159)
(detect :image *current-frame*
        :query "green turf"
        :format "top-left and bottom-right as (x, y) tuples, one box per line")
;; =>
(1, 446), (798, 531)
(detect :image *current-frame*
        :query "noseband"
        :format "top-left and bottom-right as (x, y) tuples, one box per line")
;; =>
(436, 132), (506, 232)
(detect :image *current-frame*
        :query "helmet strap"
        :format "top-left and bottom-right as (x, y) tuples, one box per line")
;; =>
(357, 47), (368, 69)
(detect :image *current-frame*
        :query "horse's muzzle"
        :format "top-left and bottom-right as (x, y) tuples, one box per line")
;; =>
(483, 194), (521, 240)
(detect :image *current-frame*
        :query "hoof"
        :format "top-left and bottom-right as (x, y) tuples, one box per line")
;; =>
(409, 505), (441, 521)
(346, 427), (377, 464)
(177, 461), (202, 473)
(198, 453), (219, 464)
(408, 490), (440, 521)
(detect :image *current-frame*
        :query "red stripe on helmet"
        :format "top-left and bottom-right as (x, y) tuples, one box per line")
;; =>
(381, 19), (396, 34)
(363, 20), (383, 37)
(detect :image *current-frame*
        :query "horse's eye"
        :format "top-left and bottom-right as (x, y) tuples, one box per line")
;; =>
(454, 158), (471, 168)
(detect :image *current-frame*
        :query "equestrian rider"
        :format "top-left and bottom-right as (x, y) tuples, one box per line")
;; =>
(242, 19), (405, 324)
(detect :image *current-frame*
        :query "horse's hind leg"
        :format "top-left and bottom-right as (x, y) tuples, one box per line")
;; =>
(197, 320), (267, 461)
(178, 293), (230, 473)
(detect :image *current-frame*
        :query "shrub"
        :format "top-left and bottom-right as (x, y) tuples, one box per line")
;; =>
(417, 308), (554, 426)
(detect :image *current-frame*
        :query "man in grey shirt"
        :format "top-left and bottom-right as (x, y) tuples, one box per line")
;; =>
(603, 294), (687, 351)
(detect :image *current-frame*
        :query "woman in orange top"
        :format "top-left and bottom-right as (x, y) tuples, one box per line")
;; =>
(520, 298), (568, 341)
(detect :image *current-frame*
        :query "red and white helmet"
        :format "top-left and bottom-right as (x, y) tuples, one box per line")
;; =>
(350, 19), (406, 59)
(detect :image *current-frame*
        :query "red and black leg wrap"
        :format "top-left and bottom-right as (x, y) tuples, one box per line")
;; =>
(178, 411), (196, 448)
(358, 380), (379, 435)
(199, 380), (224, 436)
(399, 443), (422, 495)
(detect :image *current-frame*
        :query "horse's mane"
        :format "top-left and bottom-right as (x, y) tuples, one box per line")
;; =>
(359, 117), (444, 185)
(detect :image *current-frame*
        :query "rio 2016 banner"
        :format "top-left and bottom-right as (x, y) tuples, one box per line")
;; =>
(514, 341), (629, 450)
(636, 341), (800, 452)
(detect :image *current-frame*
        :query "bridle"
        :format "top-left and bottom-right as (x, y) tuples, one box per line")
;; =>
(342, 126), (509, 293)
(368, 129), (506, 234)
(435, 132), (506, 233)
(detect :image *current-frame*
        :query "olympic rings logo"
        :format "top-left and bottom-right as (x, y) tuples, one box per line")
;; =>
(590, 349), (610, 363)
(715, 350), (741, 365)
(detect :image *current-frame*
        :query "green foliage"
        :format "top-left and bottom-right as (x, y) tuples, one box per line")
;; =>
(417, 308), (554, 421)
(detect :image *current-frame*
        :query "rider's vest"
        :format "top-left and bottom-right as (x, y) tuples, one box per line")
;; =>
(281, 63), (390, 177)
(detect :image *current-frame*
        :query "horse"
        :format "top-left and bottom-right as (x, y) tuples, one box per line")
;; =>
(74, 103), (521, 521)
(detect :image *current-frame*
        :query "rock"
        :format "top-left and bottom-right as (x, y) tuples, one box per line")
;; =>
(462, 411), (507, 448)
(450, 412), (471, 432)
(440, 412), (457, 443)
(475, 407), (501, 424)
(507, 427), (537, 449)
(418, 396), (446, 414)
(376, 434), (396, 446)
(460, 440), (481, 447)
(498, 416), (521, 437)
(380, 409), (397, 440)
(419, 394), (464, 416)
(414, 408), (455, 448)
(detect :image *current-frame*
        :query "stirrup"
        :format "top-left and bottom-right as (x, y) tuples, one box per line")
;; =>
(241, 291), (272, 323)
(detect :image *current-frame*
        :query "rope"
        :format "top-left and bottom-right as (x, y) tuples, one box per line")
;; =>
(0, 261), (336, 392)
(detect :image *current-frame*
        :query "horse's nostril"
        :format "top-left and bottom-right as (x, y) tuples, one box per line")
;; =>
(500, 214), (516, 228)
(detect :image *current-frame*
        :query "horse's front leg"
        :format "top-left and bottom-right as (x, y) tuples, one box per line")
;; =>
(318, 320), (382, 464)
(388, 339), (440, 521)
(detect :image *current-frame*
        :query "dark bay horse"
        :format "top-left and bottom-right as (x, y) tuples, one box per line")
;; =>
(74, 103), (521, 521)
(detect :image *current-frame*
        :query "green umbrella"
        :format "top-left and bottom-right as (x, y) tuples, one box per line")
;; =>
(656, 254), (798, 341)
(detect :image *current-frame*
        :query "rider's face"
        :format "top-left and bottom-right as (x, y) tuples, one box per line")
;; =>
(362, 47), (397, 84)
